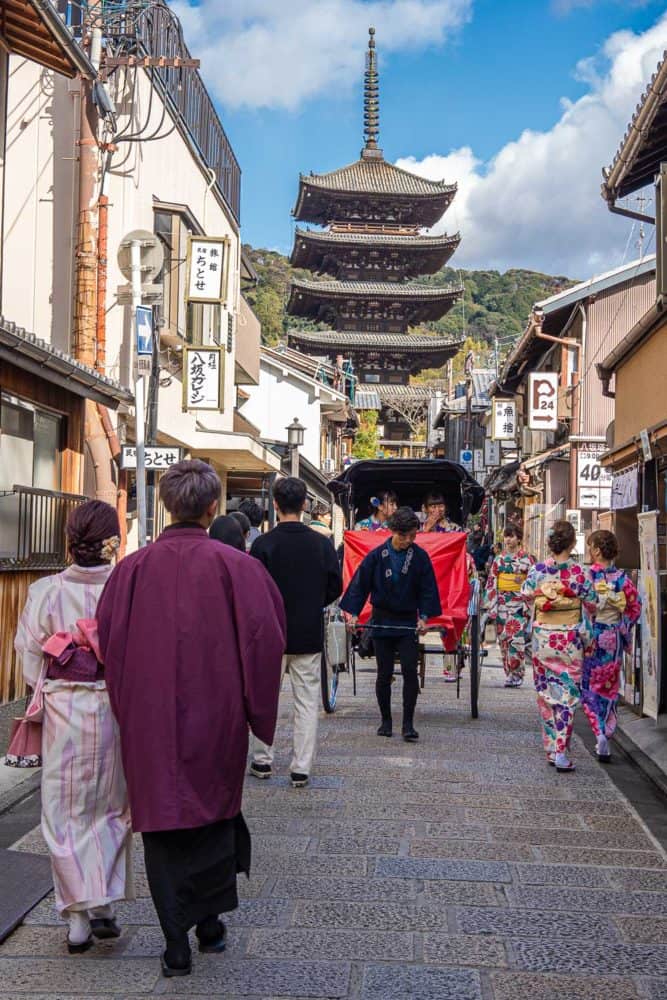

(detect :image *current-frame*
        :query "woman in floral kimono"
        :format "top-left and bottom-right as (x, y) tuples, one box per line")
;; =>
(521, 520), (597, 772)
(485, 525), (535, 688)
(14, 501), (132, 952)
(582, 530), (641, 763)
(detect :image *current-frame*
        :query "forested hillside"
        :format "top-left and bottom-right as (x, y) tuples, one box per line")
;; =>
(243, 245), (574, 368)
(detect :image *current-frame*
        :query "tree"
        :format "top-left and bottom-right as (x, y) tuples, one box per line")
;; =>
(352, 411), (379, 459)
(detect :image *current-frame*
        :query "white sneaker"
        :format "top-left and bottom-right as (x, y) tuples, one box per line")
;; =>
(596, 735), (611, 762)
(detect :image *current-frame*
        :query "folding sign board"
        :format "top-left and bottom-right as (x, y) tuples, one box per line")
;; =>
(528, 372), (558, 431)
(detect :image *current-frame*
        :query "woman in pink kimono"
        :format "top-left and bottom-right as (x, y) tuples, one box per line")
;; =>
(521, 520), (597, 773)
(14, 501), (132, 953)
(582, 530), (641, 763)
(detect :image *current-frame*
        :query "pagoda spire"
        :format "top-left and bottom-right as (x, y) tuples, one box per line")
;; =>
(362, 27), (383, 159)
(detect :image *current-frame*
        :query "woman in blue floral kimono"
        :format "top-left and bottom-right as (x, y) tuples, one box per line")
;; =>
(485, 525), (535, 688)
(521, 520), (597, 773)
(582, 530), (641, 763)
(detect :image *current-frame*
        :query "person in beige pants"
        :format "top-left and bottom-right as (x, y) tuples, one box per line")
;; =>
(249, 477), (342, 788)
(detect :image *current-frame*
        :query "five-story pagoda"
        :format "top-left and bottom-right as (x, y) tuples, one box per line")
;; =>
(287, 27), (463, 429)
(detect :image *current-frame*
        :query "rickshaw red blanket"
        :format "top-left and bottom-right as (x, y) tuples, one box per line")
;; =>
(342, 531), (470, 651)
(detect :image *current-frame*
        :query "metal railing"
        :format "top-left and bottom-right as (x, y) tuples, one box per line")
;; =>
(0, 486), (88, 571)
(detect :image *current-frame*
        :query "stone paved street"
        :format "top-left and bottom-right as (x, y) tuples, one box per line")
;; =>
(2, 652), (667, 998)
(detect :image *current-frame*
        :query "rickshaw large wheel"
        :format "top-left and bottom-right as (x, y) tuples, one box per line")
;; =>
(321, 648), (339, 714)
(469, 612), (480, 719)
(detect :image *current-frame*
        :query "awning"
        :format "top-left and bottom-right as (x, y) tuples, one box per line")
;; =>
(0, 315), (133, 409)
(521, 444), (570, 471)
(1, 0), (96, 79)
(602, 419), (667, 471)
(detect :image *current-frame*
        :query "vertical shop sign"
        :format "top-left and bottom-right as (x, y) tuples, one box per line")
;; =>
(637, 511), (661, 720)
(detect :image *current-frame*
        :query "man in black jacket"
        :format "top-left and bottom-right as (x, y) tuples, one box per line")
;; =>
(250, 477), (342, 788)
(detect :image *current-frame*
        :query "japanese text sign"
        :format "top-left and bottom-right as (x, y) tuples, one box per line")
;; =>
(186, 237), (229, 304)
(484, 439), (500, 467)
(492, 399), (516, 441)
(183, 347), (223, 411)
(120, 446), (183, 470)
(528, 372), (558, 431)
(577, 443), (612, 509)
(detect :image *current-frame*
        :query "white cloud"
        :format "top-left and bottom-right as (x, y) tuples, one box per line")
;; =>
(552, 0), (653, 15)
(171, 0), (472, 110)
(396, 14), (667, 276)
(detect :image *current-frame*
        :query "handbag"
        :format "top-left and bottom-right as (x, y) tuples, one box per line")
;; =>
(5, 660), (47, 768)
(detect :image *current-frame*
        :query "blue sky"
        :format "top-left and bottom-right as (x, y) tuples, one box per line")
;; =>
(173, 1), (667, 276)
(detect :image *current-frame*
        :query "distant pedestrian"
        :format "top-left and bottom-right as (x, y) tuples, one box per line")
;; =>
(249, 477), (342, 788)
(13, 501), (132, 953)
(484, 525), (535, 687)
(97, 460), (285, 978)
(309, 503), (334, 541)
(210, 514), (246, 552)
(521, 520), (597, 773)
(239, 498), (264, 549)
(230, 510), (252, 547)
(582, 530), (641, 763)
(341, 506), (441, 742)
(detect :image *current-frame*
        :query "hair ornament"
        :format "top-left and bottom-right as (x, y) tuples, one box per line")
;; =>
(100, 535), (121, 561)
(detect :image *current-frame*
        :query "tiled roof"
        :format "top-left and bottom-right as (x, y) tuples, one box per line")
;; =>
(377, 384), (439, 400)
(603, 51), (667, 203)
(0, 315), (133, 408)
(288, 329), (462, 351)
(442, 370), (495, 413)
(354, 388), (381, 410)
(301, 157), (456, 198)
(289, 278), (462, 300)
(293, 228), (460, 248)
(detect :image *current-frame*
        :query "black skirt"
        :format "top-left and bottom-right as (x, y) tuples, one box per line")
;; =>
(142, 813), (251, 938)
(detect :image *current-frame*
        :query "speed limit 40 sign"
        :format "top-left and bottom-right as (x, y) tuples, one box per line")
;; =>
(577, 445), (612, 509)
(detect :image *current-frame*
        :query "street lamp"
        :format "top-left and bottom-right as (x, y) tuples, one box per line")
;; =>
(286, 417), (306, 477)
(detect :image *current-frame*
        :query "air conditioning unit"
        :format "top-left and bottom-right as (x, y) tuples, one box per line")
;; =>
(322, 458), (336, 474)
(521, 427), (533, 456)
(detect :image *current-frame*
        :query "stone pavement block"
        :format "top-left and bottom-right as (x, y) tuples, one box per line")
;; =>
(582, 812), (654, 832)
(609, 869), (667, 892)
(538, 845), (667, 868)
(514, 863), (613, 887)
(290, 819), (415, 838)
(253, 853), (367, 878)
(614, 916), (667, 943)
(271, 875), (417, 901)
(422, 933), (507, 967)
(246, 928), (414, 961)
(250, 836), (311, 854)
(8, 828), (48, 855)
(491, 825), (654, 849)
(120, 924), (246, 957)
(0, 924), (121, 957)
(461, 809), (586, 829)
(246, 818), (302, 835)
(489, 971), (641, 1000)
(509, 885), (667, 914)
(267, 775), (344, 788)
(421, 880), (503, 906)
(376, 857), (513, 882)
(317, 836), (399, 855)
(244, 801), (342, 817)
(160, 958), (351, 997)
(409, 839), (535, 862)
(455, 906), (618, 939)
(360, 963), (482, 999)
(0, 957), (159, 994)
(512, 939), (667, 975)
(642, 978), (667, 998)
(292, 900), (449, 931)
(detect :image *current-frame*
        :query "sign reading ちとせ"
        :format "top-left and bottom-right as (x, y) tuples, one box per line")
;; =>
(186, 237), (230, 304)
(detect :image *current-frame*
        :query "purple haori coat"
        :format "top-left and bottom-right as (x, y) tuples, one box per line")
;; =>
(97, 525), (286, 833)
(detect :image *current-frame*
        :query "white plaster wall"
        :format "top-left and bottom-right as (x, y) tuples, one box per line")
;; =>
(243, 363), (322, 468)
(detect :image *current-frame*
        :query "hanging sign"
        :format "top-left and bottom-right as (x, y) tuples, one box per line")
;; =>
(460, 448), (474, 471)
(484, 439), (500, 467)
(473, 449), (484, 473)
(577, 443), (612, 509)
(491, 399), (516, 441)
(183, 347), (224, 411)
(637, 511), (662, 720)
(120, 445), (183, 470)
(611, 465), (639, 510)
(528, 372), (558, 431)
(186, 236), (230, 304)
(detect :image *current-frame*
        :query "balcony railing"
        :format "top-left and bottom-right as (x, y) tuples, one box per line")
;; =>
(0, 486), (88, 571)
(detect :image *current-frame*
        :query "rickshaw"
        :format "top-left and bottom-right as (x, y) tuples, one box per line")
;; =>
(321, 459), (486, 719)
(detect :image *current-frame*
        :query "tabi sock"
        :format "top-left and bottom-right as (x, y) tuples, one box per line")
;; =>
(88, 904), (113, 920)
(67, 911), (92, 945)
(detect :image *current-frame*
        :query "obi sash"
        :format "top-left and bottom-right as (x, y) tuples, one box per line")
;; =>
(42, 620), (104, 682)
(535, 596), (581, 628)
(498, 572), (526, 593)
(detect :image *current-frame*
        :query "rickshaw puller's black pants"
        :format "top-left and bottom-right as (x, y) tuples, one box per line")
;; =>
(374, 634), (419, 725)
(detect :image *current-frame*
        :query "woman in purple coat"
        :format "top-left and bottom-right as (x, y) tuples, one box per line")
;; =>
(97, 460), (286, 978)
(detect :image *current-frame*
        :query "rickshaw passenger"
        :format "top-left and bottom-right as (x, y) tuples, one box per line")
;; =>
(421, 492), (461, 533)
(341, 507), (441, 742)
(355, 490), (398, 531)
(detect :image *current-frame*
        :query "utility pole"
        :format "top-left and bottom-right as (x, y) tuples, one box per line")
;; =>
(636, 193), (648, 257)
(131, 241), (148, 547)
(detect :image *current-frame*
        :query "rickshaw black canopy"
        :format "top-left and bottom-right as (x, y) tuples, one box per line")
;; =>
(328, 459), (485, 527)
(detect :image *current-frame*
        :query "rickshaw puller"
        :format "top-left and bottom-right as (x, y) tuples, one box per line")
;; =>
(340, 507), (441, 741)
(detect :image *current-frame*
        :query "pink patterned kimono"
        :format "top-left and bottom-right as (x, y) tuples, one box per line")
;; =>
(14, 564), (133, 916)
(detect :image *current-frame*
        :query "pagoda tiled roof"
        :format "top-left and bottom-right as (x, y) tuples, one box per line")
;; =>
(287, 329), (461, 351)
(289, 278), (461, 300)
(293, 228), (460, 248)
(300, 157), (456, 198)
